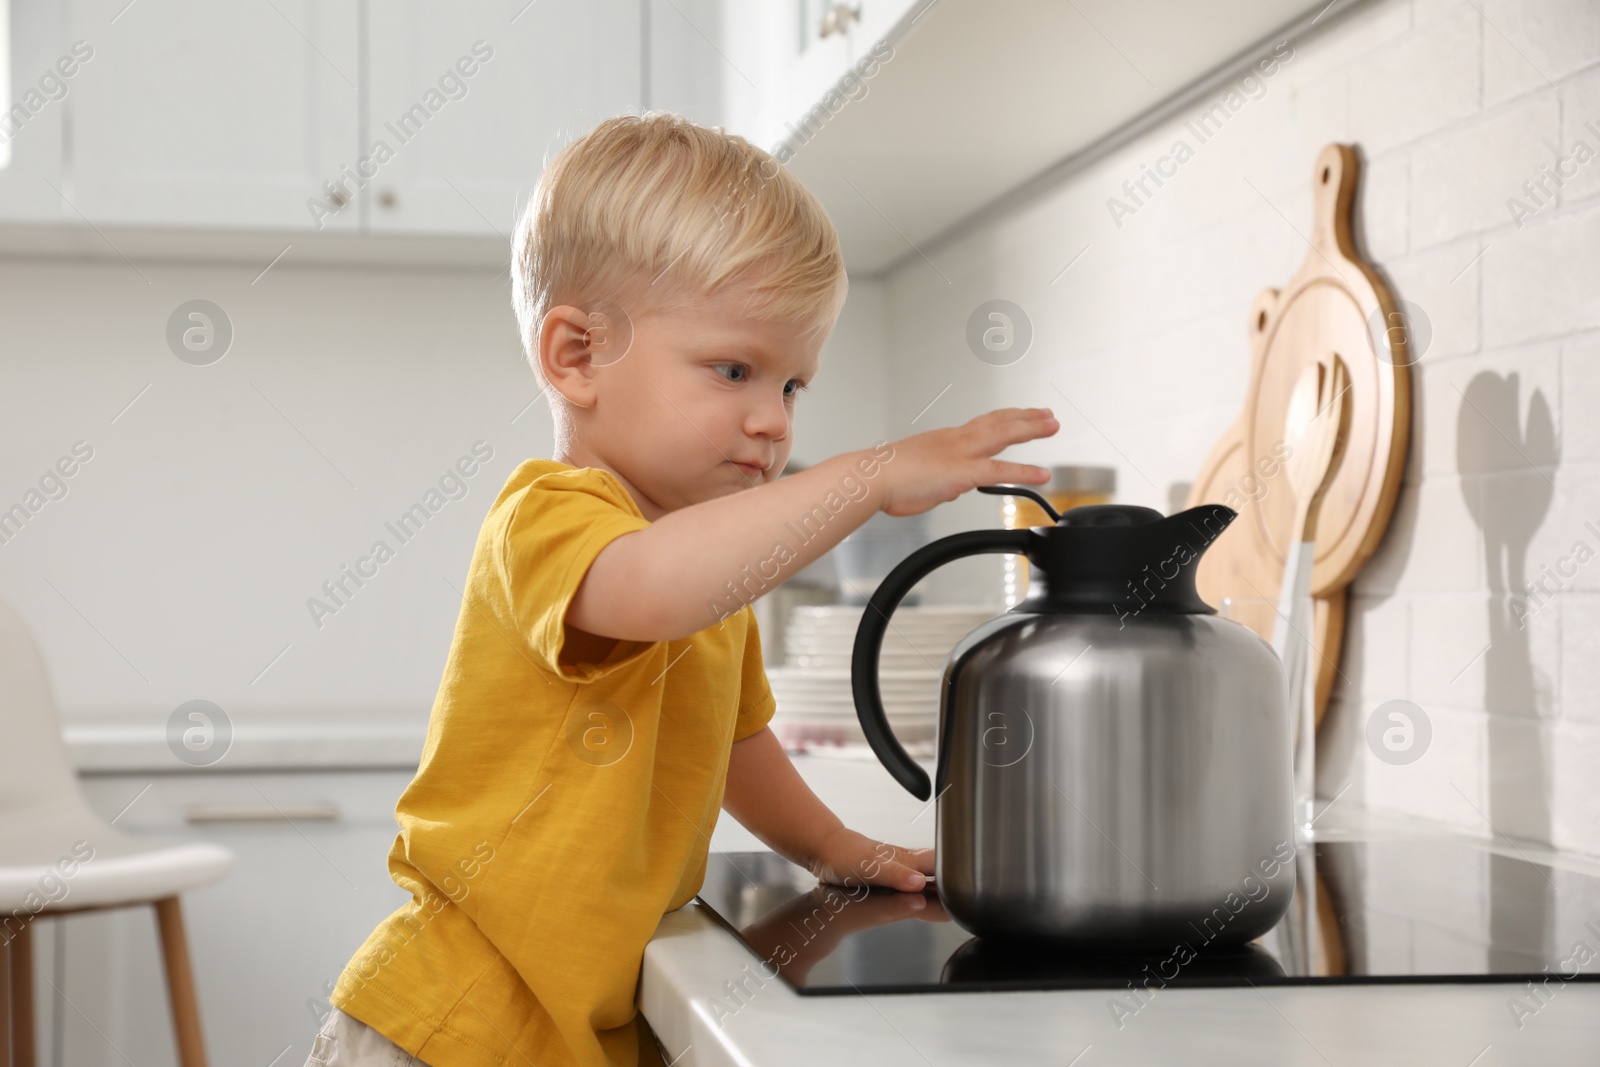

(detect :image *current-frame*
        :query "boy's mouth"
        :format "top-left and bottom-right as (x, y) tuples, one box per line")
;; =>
(729, 460), (766, 478)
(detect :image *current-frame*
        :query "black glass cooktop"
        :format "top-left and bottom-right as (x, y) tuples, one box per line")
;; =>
(694, 840), (1600, 994)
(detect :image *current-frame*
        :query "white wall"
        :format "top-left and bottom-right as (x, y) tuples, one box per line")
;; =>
(0, 256), (888, 723)
(878, 0), (1600, 855)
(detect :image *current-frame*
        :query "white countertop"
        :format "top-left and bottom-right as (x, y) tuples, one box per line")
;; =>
(646, 755), (1600, 1067)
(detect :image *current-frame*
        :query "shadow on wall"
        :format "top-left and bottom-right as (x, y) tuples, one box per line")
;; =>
(1457, 371), (1559, 970)
(1457, 371), (1558, 838)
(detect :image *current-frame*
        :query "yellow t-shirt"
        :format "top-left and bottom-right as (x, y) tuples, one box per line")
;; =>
(330, 459), (776, 1067)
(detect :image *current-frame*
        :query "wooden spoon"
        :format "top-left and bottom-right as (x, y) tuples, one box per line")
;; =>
(1273, 353), (1352, 835)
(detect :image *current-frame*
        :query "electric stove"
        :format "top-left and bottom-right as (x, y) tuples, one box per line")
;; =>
(694, 840), (1600, 994)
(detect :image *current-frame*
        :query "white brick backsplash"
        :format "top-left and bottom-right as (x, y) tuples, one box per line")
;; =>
(1558, 593), (1600, 724)
(1350, 5), (1482, 154)
(1410, 584), (1559, 717)
(1413, 0), (1466, 28)
(1484, 469), (1574, 604)
(1289, 0), (1413, 85)
(1358, 148), (1411, 261)
(1284, 71), (1354, 191)
(1483, 0), (1600, 105)
(1345, 594), (1412, 700)
(1546, 463), (1600, 592)
(1417, 344), (1561, 477)
(1551, 720), (1600, 853)
(886, 0), (1600, 855)
(1316, 688), (1363, 798)
(1410, 92), (1562, 248)
(1361, 700), (1487, 831)
(1482, 200), (1600, 347)
(1485, 717), (1560, 840)
(1386, 241), (1483, 366)
(1358, 476), (1482, 594)
(1409, 594), (1488, 709)
(1560, 63), (1600, 209)
(1560, 332), (1600, 463)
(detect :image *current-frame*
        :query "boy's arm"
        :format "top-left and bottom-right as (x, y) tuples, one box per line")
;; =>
(722, 725), (934, 891)
(567, 407), (1058, 644)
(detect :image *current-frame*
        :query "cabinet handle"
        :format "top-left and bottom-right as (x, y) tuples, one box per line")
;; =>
(184, 803), (341, 824)
(820, 2), (861, 38)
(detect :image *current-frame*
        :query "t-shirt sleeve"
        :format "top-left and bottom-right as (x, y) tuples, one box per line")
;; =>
(732, 606), (777, 742)
(500, 468), (656, 684)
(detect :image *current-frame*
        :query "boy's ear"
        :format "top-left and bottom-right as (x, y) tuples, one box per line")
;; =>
(539, 305), (601, 408)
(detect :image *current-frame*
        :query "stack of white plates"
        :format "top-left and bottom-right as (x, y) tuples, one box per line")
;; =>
(767, 604), (995, 752)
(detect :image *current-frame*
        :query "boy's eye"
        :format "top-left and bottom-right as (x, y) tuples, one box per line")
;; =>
(713, 362), (747, 383)
(783, 379), (806, 400)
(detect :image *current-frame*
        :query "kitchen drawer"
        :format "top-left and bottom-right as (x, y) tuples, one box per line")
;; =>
(78, 768), (416, 832)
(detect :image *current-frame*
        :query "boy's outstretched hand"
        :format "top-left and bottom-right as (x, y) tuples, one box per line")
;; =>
(808, 825), (934, 893)
(877, 406), (1059, 516)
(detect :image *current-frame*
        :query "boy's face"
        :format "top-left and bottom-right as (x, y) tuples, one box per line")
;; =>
(547, 281), (825, 519)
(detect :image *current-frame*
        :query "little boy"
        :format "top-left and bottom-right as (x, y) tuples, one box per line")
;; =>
(307, 112), (1057, 1067)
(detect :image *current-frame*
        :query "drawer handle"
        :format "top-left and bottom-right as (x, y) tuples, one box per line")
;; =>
(184, 803), (341, 824)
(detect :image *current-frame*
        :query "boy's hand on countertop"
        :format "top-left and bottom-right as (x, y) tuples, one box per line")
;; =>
(808, 825), (935, 893)
(878, 406), (1059, 517)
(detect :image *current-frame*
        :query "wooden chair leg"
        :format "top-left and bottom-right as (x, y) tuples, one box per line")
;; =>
(2, 925), (12, 1064)
(6, 919), (36, 1067)
(153, 897), (208, 1067)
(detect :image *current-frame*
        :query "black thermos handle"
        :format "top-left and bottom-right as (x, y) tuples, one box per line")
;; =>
(851, 526), (1035, 800)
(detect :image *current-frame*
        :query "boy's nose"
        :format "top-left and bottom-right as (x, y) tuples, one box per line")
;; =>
(745, 392), (791, 441)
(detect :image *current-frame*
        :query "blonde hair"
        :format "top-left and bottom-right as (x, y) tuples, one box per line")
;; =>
(511, 112), (848, 378)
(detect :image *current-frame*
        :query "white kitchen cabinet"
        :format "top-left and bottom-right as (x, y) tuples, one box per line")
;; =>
(61, 0), (360, 231)
(37, 770), (414, 1067)
(0, 0), (70, 221)
(729, 0), (914, 155)
(361, 0), (640, 236)
(769, 0), (925, 147)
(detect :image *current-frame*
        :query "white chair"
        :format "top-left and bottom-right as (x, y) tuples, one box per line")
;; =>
(0, 597), (233, 1066)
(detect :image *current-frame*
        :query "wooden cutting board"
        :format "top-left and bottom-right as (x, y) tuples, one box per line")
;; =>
(1185, 144), (1412, 727)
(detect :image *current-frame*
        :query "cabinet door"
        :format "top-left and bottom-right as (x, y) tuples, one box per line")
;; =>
(764, 0), (925, 157)
(363, 0), (640, 235)
(59, 771), (414, 1067)
(0, 0), (70, 221)
(64, 0), (359, 230)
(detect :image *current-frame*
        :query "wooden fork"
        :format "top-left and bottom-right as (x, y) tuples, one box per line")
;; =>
(1273, 353), (1352, 835)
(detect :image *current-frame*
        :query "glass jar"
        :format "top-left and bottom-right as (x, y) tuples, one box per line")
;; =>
(1000, 466), (1116, 608)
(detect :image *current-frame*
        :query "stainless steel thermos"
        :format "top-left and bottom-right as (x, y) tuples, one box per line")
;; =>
(852, 487), (1295, 948)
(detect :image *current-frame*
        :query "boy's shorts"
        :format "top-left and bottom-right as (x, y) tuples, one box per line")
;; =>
(302, 1006), (674, 1066)
(304, 1008), (430, 1067)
